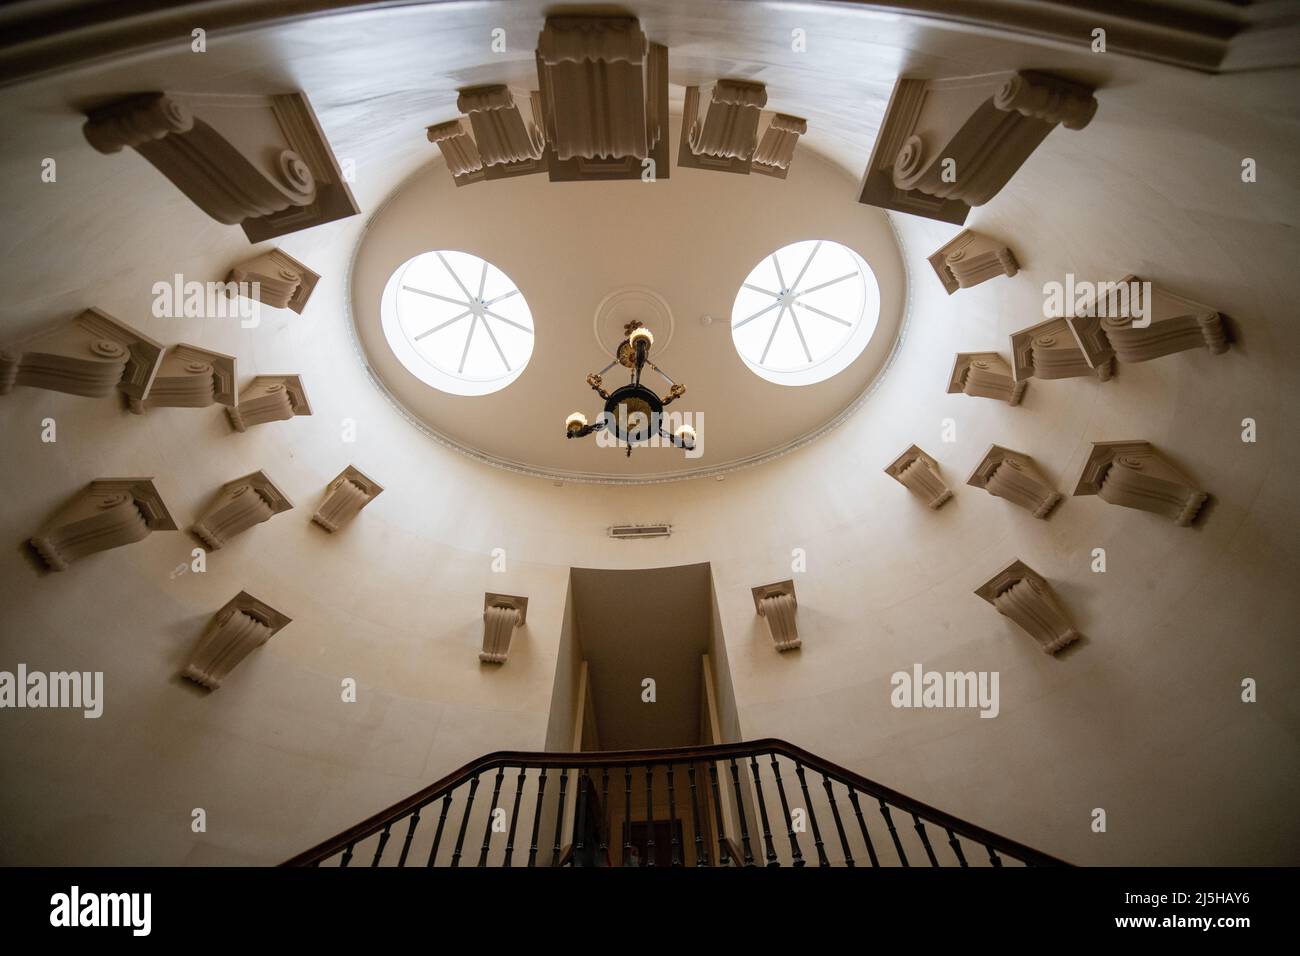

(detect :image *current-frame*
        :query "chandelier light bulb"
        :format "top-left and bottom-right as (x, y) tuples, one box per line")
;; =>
(628, 327), (654, 349)
(676, 423), (696, 448)
(565, 411), (588, 434)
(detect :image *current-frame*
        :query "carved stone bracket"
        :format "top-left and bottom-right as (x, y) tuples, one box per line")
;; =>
(183, 591), (292, 689)
(191, 470), (293, 549)
(128, 343), (235, 414)
(1011, 316), (1114, 383)
(225, 248), (319, 313)
(1, 308), (163, 400)
(859, 71), (1097, 224)
(536, 16), (669, 181)
(884, 445), (953, 509)
(312, 465), (383, 532)
(426, 118), (486, 186)
(83, 91), (360, 242)
(947, 352), (1026, 405)
(752, 580), (800, 651)
(1066, 274), (1229, 369)
(752, 114), (807, 179)
(226, 374), (311, 431)
(967, 445), (1063, 518)
(679, 80), (767, 174)
(1073, 441), (1208, 526)
(927, 230), (1019, 293)
(975, 559), (1080, 654)
(482, 593), (527, 663)
(30, 477), (176, 571)
(457, 85), (549, 180)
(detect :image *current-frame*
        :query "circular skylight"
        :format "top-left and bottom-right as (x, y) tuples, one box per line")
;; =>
(730, 239), (880, 386)
(380, 250), (534, 396)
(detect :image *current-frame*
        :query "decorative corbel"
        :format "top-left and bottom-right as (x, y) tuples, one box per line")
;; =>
(1066, 275), (1229, 369)
(127, 343), (235, 414)
(83, 91), (359, 242)
(536, 16), (670, 181)
(29, 477), (176, 571)
(226, 374), (311, 431)
(751, 114), (807, 179)
(183, 591), (291, 689)
(0, 308), (163, 401)
(426, 118), (486, 186)
(457, 85), (548, 179)
(679, 80), (767, 174)
(1011, 317), (1114, 383)
(482, 593), (527, 663)
(191, 470), (293, 549)
(752, 580), (800, 651)
(858, 71), (1097, 224)
(947, 352), (1026, 406)
(225, 248), (319, 313)
(1073, 441), (1208, 526)
(967, 445), (1063, 519)
(884, 445), (953, 509)
(927, 230), (1019, 293)
(975, 559), (1080, 654)
(312, 465), (383, 532)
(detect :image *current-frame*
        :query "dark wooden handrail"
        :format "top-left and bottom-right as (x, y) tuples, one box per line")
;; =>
(283, 738), (1068, 867)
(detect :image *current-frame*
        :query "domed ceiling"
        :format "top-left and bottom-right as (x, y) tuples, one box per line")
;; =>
(1, 0), (1296, 873)
(351, 118), (906, 481)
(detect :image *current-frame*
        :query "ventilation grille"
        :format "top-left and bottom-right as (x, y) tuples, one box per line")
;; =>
(608, 523), (672, 539)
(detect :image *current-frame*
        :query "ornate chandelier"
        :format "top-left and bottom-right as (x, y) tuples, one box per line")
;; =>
(565, 321), (695, 457)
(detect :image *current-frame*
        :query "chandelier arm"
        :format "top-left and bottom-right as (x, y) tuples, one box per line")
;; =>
(660, 382), (685, 406)
(659, 427), (694, 452)
(566, 417), (606, 440)
(647, 362), (675, 386)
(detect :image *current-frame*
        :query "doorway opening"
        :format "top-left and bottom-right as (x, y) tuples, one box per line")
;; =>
(542, 562), (750, 865)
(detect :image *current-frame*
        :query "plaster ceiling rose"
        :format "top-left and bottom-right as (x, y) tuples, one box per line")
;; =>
(593, 286), (674, 360)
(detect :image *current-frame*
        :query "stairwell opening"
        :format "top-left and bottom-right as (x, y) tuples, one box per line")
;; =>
(540, 562), (749, 865)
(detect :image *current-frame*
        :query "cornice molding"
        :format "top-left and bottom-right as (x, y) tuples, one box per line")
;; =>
(1, 0), (1279, 89)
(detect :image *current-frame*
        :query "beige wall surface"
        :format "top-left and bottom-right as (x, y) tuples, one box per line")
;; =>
(0, 2), (1297, 866)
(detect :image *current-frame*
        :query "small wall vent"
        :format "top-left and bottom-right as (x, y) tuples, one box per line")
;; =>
(608, 523), (672, 539)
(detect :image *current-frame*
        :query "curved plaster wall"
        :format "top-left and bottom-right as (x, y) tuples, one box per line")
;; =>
(0, 2), (1297, 866)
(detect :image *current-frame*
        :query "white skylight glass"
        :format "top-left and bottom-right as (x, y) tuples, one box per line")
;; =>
(730, 239), (880, 386)
(380, 250), (534, 396)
